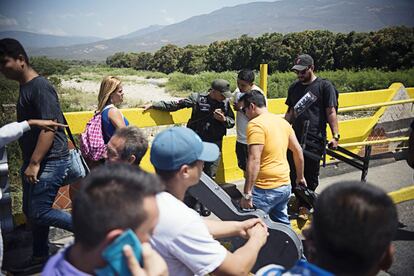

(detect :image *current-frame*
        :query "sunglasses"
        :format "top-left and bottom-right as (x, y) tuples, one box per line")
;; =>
(241, 105), (249, 114)
(294, 67), (310, 75)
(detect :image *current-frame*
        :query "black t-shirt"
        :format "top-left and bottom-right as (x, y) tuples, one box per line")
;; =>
(286, 77), (337, 140)
(16, 76), (69, 162)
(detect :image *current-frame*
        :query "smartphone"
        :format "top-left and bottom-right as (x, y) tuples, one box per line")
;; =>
(99, 229), (143, 276)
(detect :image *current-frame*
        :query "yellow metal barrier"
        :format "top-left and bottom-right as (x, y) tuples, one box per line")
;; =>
(259, 64), (268, 97)
(64, 82), (414, 183)
(341, 137), (408, 148)
(338, 98), (414, 113)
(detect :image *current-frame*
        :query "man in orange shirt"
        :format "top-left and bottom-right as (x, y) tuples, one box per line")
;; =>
(239, 91), (306, 224)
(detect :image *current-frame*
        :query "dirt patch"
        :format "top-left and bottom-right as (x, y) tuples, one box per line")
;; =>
(61, 77), (179, 106)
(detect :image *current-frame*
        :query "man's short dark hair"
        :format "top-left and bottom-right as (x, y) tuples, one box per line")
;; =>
(240, 90), (266, 108)
(237, 69), (255, 83)
(72, 163), (164, 249)
(311, 181), (398, 275)
(154, 160), (198, 183)
(114, 126), (148, 165)
(0, 38), (30, 65)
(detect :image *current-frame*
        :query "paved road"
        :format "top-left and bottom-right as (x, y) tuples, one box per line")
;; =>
(318, 159), (413, 193)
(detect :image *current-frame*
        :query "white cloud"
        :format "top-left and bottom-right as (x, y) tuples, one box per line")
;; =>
(57, 12), (95, 19)
(0, 14), (18, 27)
(96, 21), (104, 27)
(164, 17), (175, 24)
(58, 13), (76, 19)
(160, 9), (167, 14)
(38, 27), (67, 36)
(81, 12), (95, 17)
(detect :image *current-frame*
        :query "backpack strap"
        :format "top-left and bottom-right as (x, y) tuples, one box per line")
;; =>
(62, 114), (79, 150)
(319, 78), (339, 111)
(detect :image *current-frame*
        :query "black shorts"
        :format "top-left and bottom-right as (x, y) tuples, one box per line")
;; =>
(235, 141), (249, 171)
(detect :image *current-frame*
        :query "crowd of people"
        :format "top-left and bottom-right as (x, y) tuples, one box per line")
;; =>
(0, 38), (404, 275)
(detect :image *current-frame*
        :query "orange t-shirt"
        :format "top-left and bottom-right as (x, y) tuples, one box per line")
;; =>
(247, 113), (293, 189)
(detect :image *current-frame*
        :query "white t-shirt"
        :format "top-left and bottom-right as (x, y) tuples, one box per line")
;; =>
(233, 85), (265, 144)
(150, 192), (227, 276)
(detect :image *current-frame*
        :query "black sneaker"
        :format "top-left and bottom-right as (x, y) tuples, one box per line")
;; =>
(7, 255), (49, 275)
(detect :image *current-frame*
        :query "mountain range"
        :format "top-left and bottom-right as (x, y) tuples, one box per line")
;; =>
(0, 31), (103, 49)
(2, 0), (413, 60)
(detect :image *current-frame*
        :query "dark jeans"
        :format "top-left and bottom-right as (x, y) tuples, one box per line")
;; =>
(22, 158), (73, 257)
(287, 150), (321, 209)
(235, 141), (248, 171)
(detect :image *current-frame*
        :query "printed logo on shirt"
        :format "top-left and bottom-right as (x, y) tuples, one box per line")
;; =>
(293, 91), (318, 118)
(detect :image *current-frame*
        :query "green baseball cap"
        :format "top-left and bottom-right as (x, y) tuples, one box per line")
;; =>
(211, 79), (232, 98)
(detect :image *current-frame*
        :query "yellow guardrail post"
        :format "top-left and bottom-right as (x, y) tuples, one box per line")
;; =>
(259, 64), (268, 97)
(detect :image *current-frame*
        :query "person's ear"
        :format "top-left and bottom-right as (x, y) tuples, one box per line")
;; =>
(17, 55), (26, 68)
(378, 243), (395, 272)
(180, 164), (190, 179)
(128, 155), (136, 165)
(102, 229), (124, 248)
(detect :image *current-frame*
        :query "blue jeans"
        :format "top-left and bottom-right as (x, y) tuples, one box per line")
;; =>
(21, 158), (73, 257)
(252, 184), (291, 225)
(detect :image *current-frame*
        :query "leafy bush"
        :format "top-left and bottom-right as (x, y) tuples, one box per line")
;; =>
(166, 71), (237, 96)
(166, 69), (414, 98)
(31, 56), (71, 76)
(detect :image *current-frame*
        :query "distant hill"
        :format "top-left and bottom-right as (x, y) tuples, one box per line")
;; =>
(26, 0), (414, 60)
(116, 25), (165, 39)
(0, 31), (103, 49)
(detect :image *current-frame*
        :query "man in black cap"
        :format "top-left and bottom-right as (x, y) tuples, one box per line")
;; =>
(285, 54), (339, 220)
(144, 79), (235, 216)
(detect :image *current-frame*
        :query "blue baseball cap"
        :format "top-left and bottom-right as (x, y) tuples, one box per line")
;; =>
(150, 127), (219, 171)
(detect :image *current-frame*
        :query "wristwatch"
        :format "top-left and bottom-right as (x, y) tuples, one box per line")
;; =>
(243, 193), (252, 200)
(333, 133), (340, 141)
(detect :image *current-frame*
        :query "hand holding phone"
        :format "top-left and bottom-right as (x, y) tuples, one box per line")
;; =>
(96, 229), (143, 276)
(213, 108), (225, 122)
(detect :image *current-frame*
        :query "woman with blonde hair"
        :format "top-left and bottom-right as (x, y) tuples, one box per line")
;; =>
(98, 76), (129, 143)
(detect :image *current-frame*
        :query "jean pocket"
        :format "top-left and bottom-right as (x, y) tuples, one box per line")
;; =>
(64, 149), (86, 185)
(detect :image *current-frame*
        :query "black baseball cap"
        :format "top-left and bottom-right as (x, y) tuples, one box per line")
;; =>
(292, 54), (314, 71)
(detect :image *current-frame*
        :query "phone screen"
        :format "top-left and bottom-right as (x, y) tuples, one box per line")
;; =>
(99, 229), (143, 276)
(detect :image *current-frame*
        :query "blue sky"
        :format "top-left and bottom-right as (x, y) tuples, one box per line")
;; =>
(0, 0), (275, 38)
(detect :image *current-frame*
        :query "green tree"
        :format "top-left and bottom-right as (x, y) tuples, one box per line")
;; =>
(106, 52), (129, 68)
(131, 52), (153, 70)
(178, 45), (208, 74)
(149, 44), (182, 74)
(30, 56), (70, 76)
